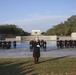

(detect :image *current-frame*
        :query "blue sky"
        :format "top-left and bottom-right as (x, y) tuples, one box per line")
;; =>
(0, 0), (76, 32)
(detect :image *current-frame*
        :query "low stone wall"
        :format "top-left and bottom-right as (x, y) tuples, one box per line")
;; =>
(5, 38), (16, 41)
(5, 36), (21, 41)
(58, 36), (72, 40)
(21, 35), (57, 41)
(5, 36), (73, 42)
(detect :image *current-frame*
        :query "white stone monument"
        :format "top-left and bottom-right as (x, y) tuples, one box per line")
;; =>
(71, 32), (76, 40)
(16, 36), (21, 41)
(31, 30), (41, 36)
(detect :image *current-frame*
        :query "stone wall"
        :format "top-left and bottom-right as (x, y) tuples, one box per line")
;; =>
(5, 36), (73, 42)
(58, 36), (72, 40)
(5, 38), (16, 41)
(21, 35), (57, 41)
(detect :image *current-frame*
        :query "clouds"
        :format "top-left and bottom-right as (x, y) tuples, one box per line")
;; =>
(0, 0), (76, 33)
(1, 13), (69, 32)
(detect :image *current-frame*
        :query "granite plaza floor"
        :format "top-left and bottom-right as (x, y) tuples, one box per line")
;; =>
(0, 47), (76, 58)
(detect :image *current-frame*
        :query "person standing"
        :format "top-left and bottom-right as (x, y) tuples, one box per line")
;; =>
(33, 37), (40, 64)
(13, 41), (16, 48)
(0, 40), (2, 49)
(43, 40), (47, 51)
(29, 40), (34, 51)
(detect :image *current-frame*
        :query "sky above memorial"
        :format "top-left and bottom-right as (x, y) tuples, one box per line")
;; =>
(0, 0), (76, 32)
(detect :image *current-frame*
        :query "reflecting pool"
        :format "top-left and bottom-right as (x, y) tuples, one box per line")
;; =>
(11, 41), (57, 49)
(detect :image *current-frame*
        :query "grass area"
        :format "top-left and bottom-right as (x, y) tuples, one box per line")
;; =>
(0, 57), (76, 75)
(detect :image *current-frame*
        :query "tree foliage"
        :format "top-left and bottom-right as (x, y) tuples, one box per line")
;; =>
(46, 15), (76, 36)
(0, 24), (29, 38)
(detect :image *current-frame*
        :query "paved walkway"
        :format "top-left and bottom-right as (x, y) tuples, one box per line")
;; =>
(0, 48), (76, 58)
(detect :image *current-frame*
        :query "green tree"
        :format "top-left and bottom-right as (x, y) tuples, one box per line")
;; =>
(0, 24), (29, 38)
(46, 15), (76, 36)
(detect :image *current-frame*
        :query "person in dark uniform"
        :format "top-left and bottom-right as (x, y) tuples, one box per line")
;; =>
(33, 37), (40, 64)
(43, 40), (47, 51)
(72, 40), (75, 48)
(9, 41), (11, 49)
(4, 41), (6, 48)
(67, 40), (70, 48)
(29, 40), (34, 51)
(0, 40), (2, 49)
(6, 41), (9, 49)
(0, 41), (2, 48)
(74, 40), (76, 47)
(60, 40), (63, 48)
(2, 41), (5, 49)
(13, 41), (16, 48)
(57, 40), (60, 48)
(40, 40), (44, 48)
(65, 40), (69, 48)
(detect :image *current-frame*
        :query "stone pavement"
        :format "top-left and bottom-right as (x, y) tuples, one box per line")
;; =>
(0, 47), (76, 58)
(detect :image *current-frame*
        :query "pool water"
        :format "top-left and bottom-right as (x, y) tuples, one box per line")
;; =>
(11, 41), (57, 49)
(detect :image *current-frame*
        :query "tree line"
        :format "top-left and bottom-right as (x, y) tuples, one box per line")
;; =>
(0, 15), (76, 37)
(0, 24), (30, 38)
(45, 15), (76, 36)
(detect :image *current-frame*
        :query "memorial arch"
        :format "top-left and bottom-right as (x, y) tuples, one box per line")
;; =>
(31, 30), (41, 36)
